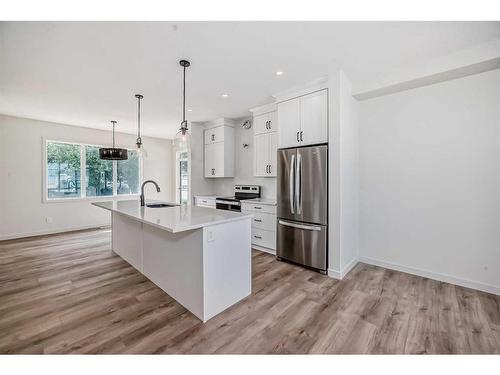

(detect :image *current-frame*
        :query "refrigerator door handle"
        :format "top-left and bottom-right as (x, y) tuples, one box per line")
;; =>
(278, 220), (322, 231)
(289, 154), (295, 214)
(296, 152), (302, 214)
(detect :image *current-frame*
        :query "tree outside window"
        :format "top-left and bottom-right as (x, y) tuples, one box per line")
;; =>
(47, 142), (81, 198)
(45, 141), (140, 200)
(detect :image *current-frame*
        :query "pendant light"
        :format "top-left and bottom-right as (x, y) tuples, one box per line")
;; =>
(134, 94), (147, 158)
(99, 120), (128, 160)
(173, 59), (191, 153)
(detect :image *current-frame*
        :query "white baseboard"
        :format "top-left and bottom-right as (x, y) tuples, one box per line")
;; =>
(252, 244), (276, 256)
(0, 224), (110, 241)
(327, 257), (360, 280)
(359, 255), (500, 296)
(327, 268), (341, 279)
(341, 256), (359, 278)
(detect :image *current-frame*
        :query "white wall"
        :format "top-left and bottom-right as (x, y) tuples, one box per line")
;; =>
(338, 72), (359, 275)
(0, 115), (174, 240)
(358, 69), (500, 294)
(327, 70), (359, 278)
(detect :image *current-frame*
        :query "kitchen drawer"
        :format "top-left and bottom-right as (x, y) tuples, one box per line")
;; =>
(241, 202), (276, 215)
(245, 211), (276, 231)
(251, 228), (276, 250)
(195, 197), (216, 208)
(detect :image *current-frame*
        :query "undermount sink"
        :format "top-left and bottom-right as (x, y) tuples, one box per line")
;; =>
(146, 203), (176, 208)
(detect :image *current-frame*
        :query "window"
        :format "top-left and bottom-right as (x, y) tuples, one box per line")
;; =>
(45, 141), (141, 201)
(47, 142), (81, 198)
(85, 146), (113, 197)
(117, 150), (140, 195)
(177, 151), (189, 204)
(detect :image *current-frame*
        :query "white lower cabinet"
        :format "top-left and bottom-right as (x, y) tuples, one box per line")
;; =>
(241, 202), (276, 254)
(251, 228), (276, 250)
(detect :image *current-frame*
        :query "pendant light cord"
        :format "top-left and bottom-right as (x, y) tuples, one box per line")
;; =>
(182, 65), (186, 125)
(137, 97), (141, 139)
(111, 121), (116, 148)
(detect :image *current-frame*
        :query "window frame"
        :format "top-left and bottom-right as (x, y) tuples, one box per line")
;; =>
(42, 138), (143, 203)
(175, 150), (191, 205)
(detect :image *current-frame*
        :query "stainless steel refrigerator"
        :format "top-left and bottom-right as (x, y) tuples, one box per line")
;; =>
(277, 144), (328, 273)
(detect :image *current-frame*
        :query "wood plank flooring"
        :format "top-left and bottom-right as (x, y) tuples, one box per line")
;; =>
(1, 228), (499, 354)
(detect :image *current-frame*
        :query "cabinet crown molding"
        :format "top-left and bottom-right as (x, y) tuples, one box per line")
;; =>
(203, 117), (236, 129)
(272, 76), (328, 103)
(249, 102), (277, 117)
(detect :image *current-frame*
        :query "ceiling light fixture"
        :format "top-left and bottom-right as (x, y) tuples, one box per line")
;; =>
(134, 94), (147, 158)
(173, 59), (191, 154)
(221, 93), (229, 98)
(276, 71), (284, 76)
(99, 121), (128, 160)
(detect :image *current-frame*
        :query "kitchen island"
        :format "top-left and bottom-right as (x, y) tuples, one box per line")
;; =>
(92, 200), (252, 322)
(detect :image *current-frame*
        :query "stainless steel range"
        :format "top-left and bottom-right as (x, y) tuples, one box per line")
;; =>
(216, 185), (261, 212)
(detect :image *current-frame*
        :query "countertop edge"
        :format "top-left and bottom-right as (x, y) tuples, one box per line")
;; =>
(92, 202), (253, 233)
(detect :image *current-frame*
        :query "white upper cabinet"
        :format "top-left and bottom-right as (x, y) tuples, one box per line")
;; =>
(204, 125), (225, 144)
(250, 104), (278, 178)
(277, 98), (301, 148)
(300, 90), (328, 146)
(254, 133), (270, 176)
(204, 122), (235, 178)
(269, 132), (278, 176)
(254, 111), (277, 135)
(277, 89), (328, 148)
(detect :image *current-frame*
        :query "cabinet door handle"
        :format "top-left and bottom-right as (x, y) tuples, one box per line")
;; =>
(269, 165), (271, 174)
(296, 131), (300, 142)
(266, 121), (269, 129)
(211, 134), (215, 141)
(266, 165), (269, 173)
(268, 121), (272, 130)
(300, 131), (303, 142)
(254, 235), (262, 239)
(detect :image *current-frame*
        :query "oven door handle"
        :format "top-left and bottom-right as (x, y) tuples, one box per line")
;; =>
(216, 200), (241, 206)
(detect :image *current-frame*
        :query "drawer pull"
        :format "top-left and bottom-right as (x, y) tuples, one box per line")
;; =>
(253, 235), (262, 239)
(254, 219), (262, 222)
(254, 206), (262, 209)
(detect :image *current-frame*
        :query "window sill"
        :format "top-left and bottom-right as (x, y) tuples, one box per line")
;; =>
(43, 194), (140, 204)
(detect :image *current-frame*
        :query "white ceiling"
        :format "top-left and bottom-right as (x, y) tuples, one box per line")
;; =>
(1, 21), (499, 139)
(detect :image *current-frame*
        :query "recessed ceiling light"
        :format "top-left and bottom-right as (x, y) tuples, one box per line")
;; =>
(221, 94), (229, 98)
(188, 109), (192, 112)
(276, 71), (284, 76)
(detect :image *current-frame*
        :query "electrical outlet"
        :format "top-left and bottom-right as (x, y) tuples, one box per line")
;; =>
(207, 229), (215, 242)
(45, 217), (53, 224)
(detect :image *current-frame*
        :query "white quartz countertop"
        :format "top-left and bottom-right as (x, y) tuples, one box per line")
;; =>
(244, 198), (277, 206)
(92, 200), (252, 233)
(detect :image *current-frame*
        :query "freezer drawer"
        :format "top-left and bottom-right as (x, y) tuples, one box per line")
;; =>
(277, 219), (327, 271)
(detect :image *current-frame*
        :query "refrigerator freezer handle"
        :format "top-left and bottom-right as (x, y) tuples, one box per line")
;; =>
(296, 153), (302, 214)
(290, 154), (295, 214)
(278, 220), (322, 231)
